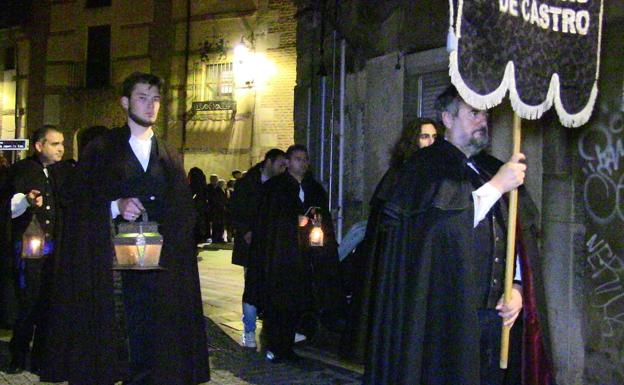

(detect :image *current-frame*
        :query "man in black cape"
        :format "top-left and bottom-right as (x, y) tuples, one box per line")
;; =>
(364, 85), (553, 385)
(40, 72), (210, 385)
(252, 144), (343, 362)
(230, 148), (287, 348)
(3, 125), (71, 374)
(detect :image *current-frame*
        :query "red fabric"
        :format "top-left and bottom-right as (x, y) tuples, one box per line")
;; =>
(517, 223), (553, 385)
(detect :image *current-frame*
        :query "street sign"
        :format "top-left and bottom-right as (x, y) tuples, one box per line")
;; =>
(0, 139), (29, 150)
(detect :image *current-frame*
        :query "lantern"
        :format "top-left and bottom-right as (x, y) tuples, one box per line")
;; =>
(22, 214), (46, 259)
(304, 207), (324, 247)
(113, 212), (163, 270)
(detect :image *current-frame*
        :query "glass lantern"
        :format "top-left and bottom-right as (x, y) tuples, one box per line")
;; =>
(304, 207), (324, 247)
(22, 214), (46, 259)
(113, 212), (163, 270)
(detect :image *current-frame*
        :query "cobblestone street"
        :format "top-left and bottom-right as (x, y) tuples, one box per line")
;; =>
(0, 248), (362, 384)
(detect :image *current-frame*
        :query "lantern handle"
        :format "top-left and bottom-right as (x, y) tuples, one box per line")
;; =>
(303, 206), (321, 218)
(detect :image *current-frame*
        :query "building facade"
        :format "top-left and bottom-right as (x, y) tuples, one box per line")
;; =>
(1, 0), (296, 176)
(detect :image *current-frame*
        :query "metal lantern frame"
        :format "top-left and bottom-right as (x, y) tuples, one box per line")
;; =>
(304, 206), (324, 247)
(22, 214), (46, 259)
(113, 212), (164, 270)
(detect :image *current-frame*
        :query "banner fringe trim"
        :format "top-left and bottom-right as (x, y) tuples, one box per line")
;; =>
(449, 51), (597, 128)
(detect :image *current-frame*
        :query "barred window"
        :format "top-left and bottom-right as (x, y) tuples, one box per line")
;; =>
(194, 62), (234, 100)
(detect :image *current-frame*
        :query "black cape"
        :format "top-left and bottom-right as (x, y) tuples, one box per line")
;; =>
(229, 162), (263, 267)
(0, 157), (72, 328)
(248, 172), (343, 324)
(363, 139), (552, 385)
(40, 126), (210, 385)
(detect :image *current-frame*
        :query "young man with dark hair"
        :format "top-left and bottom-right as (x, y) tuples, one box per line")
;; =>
(230, 148), (287, 348)
(364, 85), (552, 385)
(231, 169), (243, 180)
(253, 144), (343, 362)
(5, 124), (71, 374)
(40, 72), (210, 385)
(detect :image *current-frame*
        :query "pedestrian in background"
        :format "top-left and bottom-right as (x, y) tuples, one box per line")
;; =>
(188, 167), (210, 244)
(207, 174), (226, 243)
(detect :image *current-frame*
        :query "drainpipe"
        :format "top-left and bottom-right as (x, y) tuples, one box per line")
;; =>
(181, 0), (191, 151)
(14, 40), (22, 163)
(306, 86), (311, 150)
(328, 29), (336, 210)
(337, 38), (346, 243)
(317, 0), (327, 183)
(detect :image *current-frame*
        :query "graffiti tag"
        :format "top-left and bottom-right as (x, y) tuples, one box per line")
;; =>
(578, 110), (624, 225)
(586, 234), (624, 338)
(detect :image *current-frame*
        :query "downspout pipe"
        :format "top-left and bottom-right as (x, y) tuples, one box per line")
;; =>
(337, 38), (346, 243)
(328, 29), (337, 210)
(306, 86), (311, 150)
(181, 0), (191, 151)
(317, 0), (327, 184)
(318, 74), (326, 183)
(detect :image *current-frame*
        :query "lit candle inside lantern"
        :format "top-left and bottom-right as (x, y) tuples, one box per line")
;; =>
(30, 238), (42, 254)
(309, 225), (324, 247)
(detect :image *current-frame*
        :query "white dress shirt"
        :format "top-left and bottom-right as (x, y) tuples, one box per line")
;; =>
(11, 167), (49, 219)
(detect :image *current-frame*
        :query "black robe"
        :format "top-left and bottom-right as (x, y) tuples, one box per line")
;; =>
(39, 126), (210, 385)
(249, 171), (343, 326)
(229, 163), (263, 267)
(363, 139), (552, 385)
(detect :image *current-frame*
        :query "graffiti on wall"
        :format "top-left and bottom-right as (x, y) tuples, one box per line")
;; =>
(586, 234), (624, 338)
(578, 109), (624, 225)
(579, 100), (624, 339)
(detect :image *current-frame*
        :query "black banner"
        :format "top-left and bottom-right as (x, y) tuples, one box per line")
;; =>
(448, 0), (604, 127)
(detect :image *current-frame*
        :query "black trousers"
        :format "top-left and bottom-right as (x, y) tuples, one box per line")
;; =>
(263, 307), (300, 357)
(121, 271), (158, 385)
(10, 257), (53, 368)
(478, 309), (522, 385)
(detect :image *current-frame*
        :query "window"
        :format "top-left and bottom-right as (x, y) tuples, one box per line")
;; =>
(4, 47), (15, 70)
(86, 25), (111, 89)
(196, 62), (234, 100)
(416, 70), (451, 120)
(86, 0), (112, 8)
(403, 48), (451, 124)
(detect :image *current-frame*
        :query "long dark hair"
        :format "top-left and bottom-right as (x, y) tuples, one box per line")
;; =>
(389, 118), (439, 168)
(188, 167), (207, 196)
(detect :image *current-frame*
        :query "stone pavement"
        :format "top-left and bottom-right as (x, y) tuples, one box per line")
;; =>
(0, 248), (363, 384)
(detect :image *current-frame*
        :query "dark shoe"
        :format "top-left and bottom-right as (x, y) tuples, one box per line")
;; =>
(283, 350), (302, 362)
(6, 361), (24, 374)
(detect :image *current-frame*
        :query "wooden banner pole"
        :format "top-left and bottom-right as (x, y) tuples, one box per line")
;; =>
(500, 112), (522, 369)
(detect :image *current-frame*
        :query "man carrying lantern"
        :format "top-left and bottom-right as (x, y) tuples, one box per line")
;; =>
(252, 144), (344, 363)
(40, 72), (210, 385)
(4, 125), (71, 374)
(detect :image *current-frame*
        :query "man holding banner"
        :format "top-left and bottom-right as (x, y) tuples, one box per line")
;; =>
(363, 85), (552, 385)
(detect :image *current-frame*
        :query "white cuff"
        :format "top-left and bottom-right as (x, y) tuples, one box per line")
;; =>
(11, 193), (29, 218)
(111, 200), (120, 219)
(515, 255), (522, 282)
(472, 182), (502, 227)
